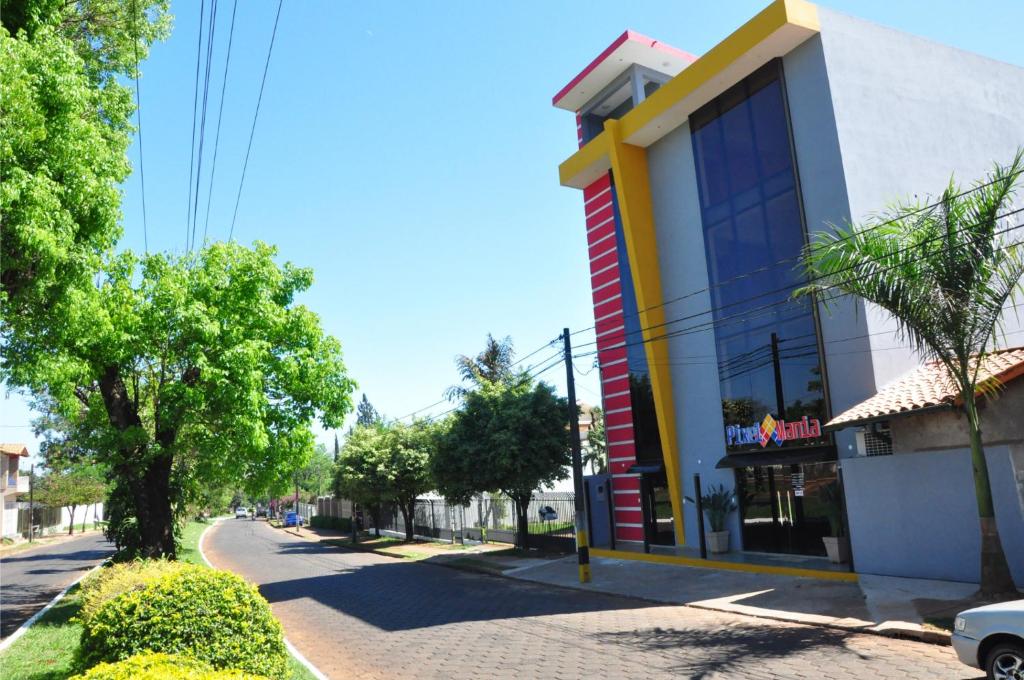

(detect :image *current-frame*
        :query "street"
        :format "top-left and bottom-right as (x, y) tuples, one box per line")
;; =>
(205, 520), (979, 680)
(0, 532), (113, 639)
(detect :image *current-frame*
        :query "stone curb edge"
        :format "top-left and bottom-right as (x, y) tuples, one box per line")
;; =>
(199, 520), (330, 680)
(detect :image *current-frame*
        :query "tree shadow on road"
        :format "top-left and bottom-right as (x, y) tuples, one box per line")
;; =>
(256, 542), (656, 632)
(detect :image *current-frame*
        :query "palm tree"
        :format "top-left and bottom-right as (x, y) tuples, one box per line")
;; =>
(798, 149), (1023, 598)
(445, 334), (515, 400)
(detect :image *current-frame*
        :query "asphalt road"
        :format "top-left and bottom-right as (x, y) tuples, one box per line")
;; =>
(205, 519), (978, 680)
(0, 532), (113, 639)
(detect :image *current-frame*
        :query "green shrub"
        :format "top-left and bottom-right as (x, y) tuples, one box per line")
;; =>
(69, 652), (268, 680)
(309, 515), (352, 531)
(78, 560), (189, 625)
(78, 564), (287, 677)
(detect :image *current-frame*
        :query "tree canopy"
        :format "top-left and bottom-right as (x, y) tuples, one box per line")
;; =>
(799, 150), (1024, 596)
(7, 242), (355, 556)
(334, 420), (437, 541)
(1, 0), (169, 327)
(432, 375), (569, 548)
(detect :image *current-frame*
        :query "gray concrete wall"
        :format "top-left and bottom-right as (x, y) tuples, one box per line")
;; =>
(842, 446), (1024, 584)
(816, 7), (1024, 385)
(646, 121), (742, 549)
(890, 379), (1024, 453)
(782, 35), (875, 463)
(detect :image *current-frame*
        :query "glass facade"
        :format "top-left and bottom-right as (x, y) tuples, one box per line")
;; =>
(690, 61), (829, 453)
(690, 61), (838, 556)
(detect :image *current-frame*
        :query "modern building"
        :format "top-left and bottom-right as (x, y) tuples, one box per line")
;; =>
(556, 0), (1024, 583)
(1, 443), (30, 537)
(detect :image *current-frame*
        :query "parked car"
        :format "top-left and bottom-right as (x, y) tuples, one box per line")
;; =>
(235, 507), (249, 519)
(283, 511), (304, 527)
(952, 598), (1024, 679)
(255, 507), (268, 518)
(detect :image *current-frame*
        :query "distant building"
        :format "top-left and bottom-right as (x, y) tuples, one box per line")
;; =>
(1, 444), (30, 537)
(555, 0), (1024, 582)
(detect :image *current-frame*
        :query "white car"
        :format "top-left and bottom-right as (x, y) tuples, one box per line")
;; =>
(234, 507), (249, 519)
(952, 599), (1024, 679)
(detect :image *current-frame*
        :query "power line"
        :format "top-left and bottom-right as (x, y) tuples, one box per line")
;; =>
(573, 208), (1024, 355)
(189, 0), (219, 251)
(185, 0), (207, 251)
(229, 0), (284, 241)
(572, 173), (1024, 340)
(202, 0), (239, 244)
(130, 0), (149, 253)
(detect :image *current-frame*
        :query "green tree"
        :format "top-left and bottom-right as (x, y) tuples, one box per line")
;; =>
(798, 150), (1024, 597)
(35, 464), (107, 535)
(387, 420), (439, 541)
(334, 424), (389, 537)
(334, 420), (436, 541)
(433, 376), (570, 549)
(297, 443), (334, 500)
(584, 406), (607, 475)
(445, 334), (515, 399)
(1, 0), (169, 326)
(355, 394), (381, 426)
(7, 242), (355, 557)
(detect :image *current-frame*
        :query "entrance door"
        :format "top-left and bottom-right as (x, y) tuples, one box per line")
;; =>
(640, 472), (675, 547)
(736, 462), (837, 556)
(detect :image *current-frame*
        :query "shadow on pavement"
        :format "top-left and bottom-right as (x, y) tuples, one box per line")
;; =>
(256, 542), (655, 632)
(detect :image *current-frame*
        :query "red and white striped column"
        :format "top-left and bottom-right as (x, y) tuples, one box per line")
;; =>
(582, 172), (644, 546)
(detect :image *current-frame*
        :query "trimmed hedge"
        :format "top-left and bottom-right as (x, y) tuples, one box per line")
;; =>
(69, 652), (268, 680)
(78, 564), (287, 677)
(309, 515), (352, 532)
(78, 559), (188, 625)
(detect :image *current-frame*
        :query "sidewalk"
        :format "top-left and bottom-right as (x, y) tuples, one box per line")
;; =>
(281, 523), (988, 646)
(507, 554), (984, 645)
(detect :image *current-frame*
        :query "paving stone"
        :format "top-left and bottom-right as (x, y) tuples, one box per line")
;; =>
(205, 520), (982, 680)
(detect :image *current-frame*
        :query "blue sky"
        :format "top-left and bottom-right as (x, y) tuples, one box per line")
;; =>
(4, 0), (1023, 462)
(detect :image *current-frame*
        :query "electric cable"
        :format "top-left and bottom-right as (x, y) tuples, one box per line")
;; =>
(229, 0), (284, 241)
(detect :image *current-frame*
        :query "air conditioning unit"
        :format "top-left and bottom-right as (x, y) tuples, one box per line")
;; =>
(855, 422), (893, 457)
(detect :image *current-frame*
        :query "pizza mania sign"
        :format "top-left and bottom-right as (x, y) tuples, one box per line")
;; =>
(725, 413), (823, 448)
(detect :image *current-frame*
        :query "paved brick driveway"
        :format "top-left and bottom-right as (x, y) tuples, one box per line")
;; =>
(0, 532), (113, 638)
(205, 520), (979, 680)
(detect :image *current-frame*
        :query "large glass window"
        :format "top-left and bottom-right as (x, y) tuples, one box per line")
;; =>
(690, 61), (829, 453)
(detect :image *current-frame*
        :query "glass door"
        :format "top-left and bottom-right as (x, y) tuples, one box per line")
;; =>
(736, 462), (837, 556)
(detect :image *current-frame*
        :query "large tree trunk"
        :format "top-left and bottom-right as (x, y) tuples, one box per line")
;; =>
(67, 505), (77, 535)
(964, 393), (1017, 597)
(135, 455), (176, 558)
(399, 500), (416, 542)
(369, 504), (381, 538)
(98, 365), (177, 558)
(513, 494), (530, 551)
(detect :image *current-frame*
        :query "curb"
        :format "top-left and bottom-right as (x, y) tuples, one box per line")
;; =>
(199, 521), (330, 680)
(0, 561), (105, 654)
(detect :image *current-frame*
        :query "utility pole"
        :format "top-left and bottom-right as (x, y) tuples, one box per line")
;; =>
(28, 464), (34, 543)
(770, 332), (786, 419)
(563, 328), (591, 583)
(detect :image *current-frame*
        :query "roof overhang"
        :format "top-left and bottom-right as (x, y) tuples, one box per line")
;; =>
(552, 30), (696, 112)
(559, 0), (820, 189)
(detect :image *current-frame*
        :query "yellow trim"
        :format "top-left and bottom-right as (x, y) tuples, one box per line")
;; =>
(604, 119), (685, 547)
(558, 0), (820, 188)
(591, 548), (859, 583)
(558, 130), (610, 188)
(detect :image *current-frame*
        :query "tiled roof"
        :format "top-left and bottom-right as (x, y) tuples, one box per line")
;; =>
(0, 443), (29, 456)
(827, 347), (1024, 430)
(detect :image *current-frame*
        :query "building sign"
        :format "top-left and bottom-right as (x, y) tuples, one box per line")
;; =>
(725, 414), (822, 448)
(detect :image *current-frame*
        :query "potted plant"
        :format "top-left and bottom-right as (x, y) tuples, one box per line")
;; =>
(688, 484), (738, 554)
(820, 480), (851, 564)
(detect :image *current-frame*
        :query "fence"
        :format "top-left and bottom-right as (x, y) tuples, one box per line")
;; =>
(368, 493), (577, 552)
(14, 502), (105, 538)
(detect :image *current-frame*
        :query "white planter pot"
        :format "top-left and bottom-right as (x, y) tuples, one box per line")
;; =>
(823, 536), (851, 564)
(707, 530), (730, 554)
